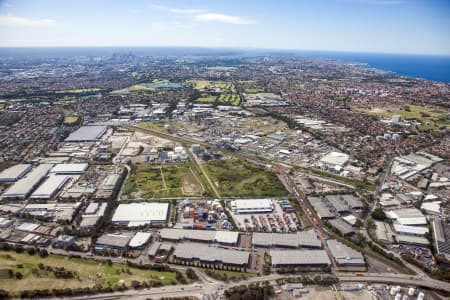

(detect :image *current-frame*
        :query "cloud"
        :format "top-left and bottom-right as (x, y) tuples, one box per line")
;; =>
(150, 4), (205, 14)
(195, 13), (257, 25)
(0, 15), (56, 26)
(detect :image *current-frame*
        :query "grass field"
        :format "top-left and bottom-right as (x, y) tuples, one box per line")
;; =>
(357, 104), (450, 131)
(243, 88), (264, 94)
(111, 79), (183, 94)
(56, 88), (101, 94)
(0, 251), (181, 296)
(203, 159), (288, 197)
(187, 80), (240, 106)
(63, 116), (80, 125)
(0, 103), (4, 110)
(122, 163), (204, 199)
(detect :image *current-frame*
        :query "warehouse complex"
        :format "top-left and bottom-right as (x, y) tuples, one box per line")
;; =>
(30, 175), (70, 199)
(230, 199), (274, 214)
(173, 243), (250, 267)
(270, 249), (331, 268)
(50, 163), (89, 174)
(1, 164), (53, 200)
(252, 230), (321, 248)
(326, 240), (365, 268)
(112, 202), (169, 227)
(159, 228), (239, 245)
(65, 125), (107, 142)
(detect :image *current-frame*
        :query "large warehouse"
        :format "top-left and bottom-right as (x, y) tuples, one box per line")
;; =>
(173, 243), (250, 267)
(230, 199), (274, 214)
(0, 164), (32, 182)
(65, 125), (107, 142)
(1, 164), (53, 200)
(159, 228), (239, 245)
(112, 202), (169, 227)
(270, 249), (331, 268)
(252, 230), (321, 248)
(326, 239), (365, 268)
(385, 208), (427, 226)
(50, 163), (89, 174)
(30, 175), (70, 199)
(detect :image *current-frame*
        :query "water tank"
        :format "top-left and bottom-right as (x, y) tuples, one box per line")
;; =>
(417, 292), (424, 300)
(390, 286), (399, 295)
(402, 295), (409, 300)
(395, 293), (402, 300)
(408, 287), (415, 296)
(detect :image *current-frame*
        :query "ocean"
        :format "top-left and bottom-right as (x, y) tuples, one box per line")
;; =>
(290, 50), (450, 83)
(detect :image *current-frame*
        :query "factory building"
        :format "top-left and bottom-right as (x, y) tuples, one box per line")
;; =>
(308, 197), (335, 219)
(112, 202), (169, 227)
(269, 249), (331, 268)
(1, 164), (53, 200)
(385, 208), (427, 226)
(393, 224), (429, 237)
(159, 228), (239, 246)
(128, 232), (152, 249)
(0, 164), (32, 182)
(95, 232), (133, 252)
(230, 199), (274, 214)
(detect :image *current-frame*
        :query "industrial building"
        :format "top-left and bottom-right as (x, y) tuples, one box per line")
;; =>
(30, 175), (70, 199)
(112, 202), (169, 227)
(128, 232), (152, 249)
(393, 224), (429, 236)
(329, 219), (355, 235)
(269, 249), (331, 268)
(50, 163), (88, 174)
(325, 194), (364, 210)
(385, 208), (427, 226)
(80, 202), (107, 228)
(308, 197), (335, 219)
(0, 164), (32, 182)
(320, 151), (349, 168)
(230, 199), (274, 214)
(172, 243), (250, 267)
(325, 195), (351, 214)
(1, 164), (53, 200)
(65, 125), (107, 142)
(432, 218), (450, 259)
(251, 230), (321, 248)
(159, 228), (239, 246)
(22, 202), (81, 222)
(326, 240), (365, 268)
(395, 235), (429, 246)
(95, 232), (133, 252)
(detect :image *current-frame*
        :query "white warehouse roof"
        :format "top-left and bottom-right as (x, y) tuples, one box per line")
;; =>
(320, 151), (349, 167)
(50, 163), (88, 174)
(112, 202), (169, 227)
(65, 125), (107, 142)
(0, 164), (32, 182)
(129, 232), (152, 248)
(30, 175), (70, 199)
(393, 224), (429, 236)
(270, 249), (331, 267)
(231, 199), (274, 214)
(1, 164), (53, 200)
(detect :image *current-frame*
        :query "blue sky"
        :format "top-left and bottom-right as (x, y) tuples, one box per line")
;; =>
(0, 0), (449, 55)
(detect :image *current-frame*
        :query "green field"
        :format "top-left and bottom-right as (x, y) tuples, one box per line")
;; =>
(187, 80), (240, 106)
(56, 88), (101, 94)
(122, 163), (204, 199)
(0, 103), (4, 110)
(243, 88), (264, 94)
(357, 105), (450, 131)
(203, 159), (288, 197)
(0, 251), (181, 296)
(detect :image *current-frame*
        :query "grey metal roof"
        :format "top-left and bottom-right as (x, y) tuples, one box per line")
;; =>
(308, 197), (335, 219)
(329, 219), (355, 235)
(270, 249), (331, 266)
(173, 243), (249, 265)
(159, 228), (239, 245)
(65, 125), (107, 142)
(0, 164), (32, 182)
(1, 164), (53, 199)
(252, 230), (321, 248)
(325, 195), (350, 213)
(326, 239), (365, 266)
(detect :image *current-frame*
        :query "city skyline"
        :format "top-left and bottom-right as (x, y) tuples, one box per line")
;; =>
(0, 0), (449, 55)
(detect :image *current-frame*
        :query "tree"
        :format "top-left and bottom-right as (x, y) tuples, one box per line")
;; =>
(15, 272), (23, 279)
(371, 207), (386, 221)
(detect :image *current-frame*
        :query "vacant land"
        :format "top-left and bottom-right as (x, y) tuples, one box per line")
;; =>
(63, 116), (80, 125)
(0, 251), (181, 296)
(357, 104), (450, 131)
(188, 80), (240, 106)
(56, 88), (101, 94)
(243, 88), (264, 94)
(203, 159), (288, 197)
(122, 163), (204, 199)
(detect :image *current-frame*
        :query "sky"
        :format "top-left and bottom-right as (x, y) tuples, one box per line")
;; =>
(0, 0), (449, 55)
